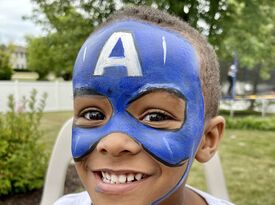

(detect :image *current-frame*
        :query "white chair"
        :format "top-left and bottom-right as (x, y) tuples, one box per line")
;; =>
(40, 118), (229, 205)
(203, 152), (230, 200)
(40, 118), (73, 205)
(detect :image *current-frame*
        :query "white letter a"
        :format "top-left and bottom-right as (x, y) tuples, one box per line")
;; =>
(93, 32), (142, 76)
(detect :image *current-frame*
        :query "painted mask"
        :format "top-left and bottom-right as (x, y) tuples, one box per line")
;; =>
(72, 20), (205, 204)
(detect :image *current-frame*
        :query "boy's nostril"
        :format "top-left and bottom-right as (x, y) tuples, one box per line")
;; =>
(96, 132), (142, 156)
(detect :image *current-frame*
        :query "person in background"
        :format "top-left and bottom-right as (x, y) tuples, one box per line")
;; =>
(227, 63), (237, 98)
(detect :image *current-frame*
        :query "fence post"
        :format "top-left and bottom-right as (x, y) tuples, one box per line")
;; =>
(55, 81), (60, 111)
(14, 80), (20, 110)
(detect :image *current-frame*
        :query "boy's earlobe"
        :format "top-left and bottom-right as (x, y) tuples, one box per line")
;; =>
(195, 116), (225, 163)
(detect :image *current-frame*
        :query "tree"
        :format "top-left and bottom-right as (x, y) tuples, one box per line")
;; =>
(220, 0), (275, 95)
(122, 0), (231, 49)
(27, 0), (231, 79)
(27, 0), (274, 87)
(27, 0), (116, 80)
(27, 36), (53, 80)
(0, 46), (13, 80)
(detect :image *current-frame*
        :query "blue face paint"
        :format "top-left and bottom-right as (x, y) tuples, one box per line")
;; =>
(72, 20), (204, 204)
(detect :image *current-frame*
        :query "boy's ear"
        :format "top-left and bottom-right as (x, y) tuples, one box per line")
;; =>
(195, 116), (225, 163)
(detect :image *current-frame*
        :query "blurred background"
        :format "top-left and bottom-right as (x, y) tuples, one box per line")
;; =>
(0, 0), (274, 205)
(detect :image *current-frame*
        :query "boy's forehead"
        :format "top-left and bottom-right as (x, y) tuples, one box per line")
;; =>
(73, 19), (200, 93)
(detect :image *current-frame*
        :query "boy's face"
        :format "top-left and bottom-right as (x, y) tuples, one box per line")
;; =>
(72, 20), (204, 204)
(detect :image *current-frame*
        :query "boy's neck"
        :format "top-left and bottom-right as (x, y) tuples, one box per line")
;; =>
(183, 186), (208, 205)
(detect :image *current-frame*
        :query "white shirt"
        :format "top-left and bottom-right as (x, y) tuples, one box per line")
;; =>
(54, 187), (235, 205)
(187, 186), (235, 205)
(227, 64), (237, 78)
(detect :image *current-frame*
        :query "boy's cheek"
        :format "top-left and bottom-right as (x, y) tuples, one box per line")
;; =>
(74, 162), (90, 188)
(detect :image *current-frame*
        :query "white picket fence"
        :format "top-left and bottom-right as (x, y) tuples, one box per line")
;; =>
(0, 81), (73, 113)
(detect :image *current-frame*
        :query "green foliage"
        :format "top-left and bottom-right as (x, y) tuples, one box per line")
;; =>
(224, 116), (275, 131)
(122, 0), (230, 48)
(27, 0), (116, 79)
(27, 37), (52, 80)
(0, 90), (48, 196)
(26, 0), (274, 86)
(0, 48), (13, 80)
(27, 0), (230, 79)
(220, 0), (275, 84)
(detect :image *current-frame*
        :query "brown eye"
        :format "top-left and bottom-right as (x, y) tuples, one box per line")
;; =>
(142, 112), (172, 122)
(126, 90), (186, 129)
(82, 109), (105, 121)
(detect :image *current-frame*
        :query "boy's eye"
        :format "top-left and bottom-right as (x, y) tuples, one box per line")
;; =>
(74, 96), (112, 128)
(142, 112), (172, 122)
(82, 109), (105, 121)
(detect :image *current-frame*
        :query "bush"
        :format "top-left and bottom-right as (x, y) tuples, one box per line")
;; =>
(0, 90), (48, 196)
(225, 116), (275, 131)
(0, 49), (13, 80)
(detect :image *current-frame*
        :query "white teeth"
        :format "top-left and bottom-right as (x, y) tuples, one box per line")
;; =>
(135, 173), (142, 181)
(127, 174), (134, 182)
(101, 172), (144, 184)
(111, 174), (118, 183)
(118, 175), (127, 183)
(103, 178), (110, 183)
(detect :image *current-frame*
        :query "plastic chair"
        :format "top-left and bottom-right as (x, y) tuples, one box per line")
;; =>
(40, 118), (73, 205)
(203, 152), (230, 200)
(40, 118), (229, 205)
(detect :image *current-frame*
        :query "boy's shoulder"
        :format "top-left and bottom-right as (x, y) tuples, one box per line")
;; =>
(187, 185), (235, 205)
(53, 191), (91, 205)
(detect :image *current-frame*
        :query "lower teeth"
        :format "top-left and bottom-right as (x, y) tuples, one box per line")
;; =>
(102, 178), (136, 184)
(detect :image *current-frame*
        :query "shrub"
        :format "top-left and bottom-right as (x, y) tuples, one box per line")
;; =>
(0, 49), (13, 80)
(225, 116), (275, 131)
(0, 90), (48, 196)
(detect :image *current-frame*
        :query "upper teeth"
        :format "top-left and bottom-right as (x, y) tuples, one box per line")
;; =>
(101, 171), (144, 184)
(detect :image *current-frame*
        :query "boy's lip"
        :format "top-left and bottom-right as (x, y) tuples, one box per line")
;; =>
(89, 168), (152, 194)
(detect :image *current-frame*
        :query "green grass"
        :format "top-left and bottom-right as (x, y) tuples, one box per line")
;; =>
(40, 112), (275, 205)
(221, 130), (275, 205)
(188, 129), (275, 205)
(39, 111), (73, 156)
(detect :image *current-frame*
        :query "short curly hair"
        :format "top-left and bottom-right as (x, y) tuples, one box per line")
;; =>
(99, 5), (220, 120)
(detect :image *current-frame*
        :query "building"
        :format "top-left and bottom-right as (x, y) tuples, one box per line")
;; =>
(9, 45), (27, 70)
(0, 44), (38, 80)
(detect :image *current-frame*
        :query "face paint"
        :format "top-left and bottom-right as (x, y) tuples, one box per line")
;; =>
(72, 20), (204, 204)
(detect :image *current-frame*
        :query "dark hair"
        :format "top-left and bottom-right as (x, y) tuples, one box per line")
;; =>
(100, 5), (220, 120)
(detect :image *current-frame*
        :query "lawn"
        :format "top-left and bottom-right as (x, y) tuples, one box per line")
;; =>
(188, 129), (275, 205)
(39, 111), (73, 156)
(40, 111), (275, 205)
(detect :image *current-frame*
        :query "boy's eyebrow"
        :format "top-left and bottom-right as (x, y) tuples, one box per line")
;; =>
(73, 88), (102, 98)
(128, 87), (186, 105)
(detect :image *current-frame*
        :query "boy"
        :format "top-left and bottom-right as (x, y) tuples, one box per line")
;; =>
(55, 5), (234, 205)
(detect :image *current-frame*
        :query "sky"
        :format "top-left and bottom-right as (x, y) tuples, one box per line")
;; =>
(0, 0), (43, 46)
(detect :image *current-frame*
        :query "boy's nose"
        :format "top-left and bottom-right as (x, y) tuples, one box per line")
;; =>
(96, 132), (142, 157)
